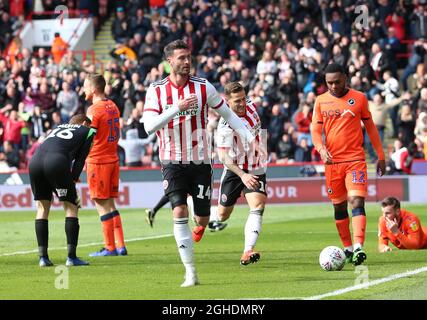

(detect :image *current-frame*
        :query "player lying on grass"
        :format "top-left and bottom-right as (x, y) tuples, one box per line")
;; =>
(378, 196), (427, 252)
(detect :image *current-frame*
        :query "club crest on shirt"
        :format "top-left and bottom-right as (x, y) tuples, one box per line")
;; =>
(348, 98), (355, 106)
(163, 180), (169, 190)
(327, 187), (333, 194)
(409, 221), (419, 231)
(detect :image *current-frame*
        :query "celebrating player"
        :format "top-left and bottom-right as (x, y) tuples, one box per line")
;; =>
(378, 196), (427, 252)
(29, 114), (95, 267)
(143, 40), (254, 287)
(310, 63), (386, 265)
(83, 74), (128, 257)
(212, 81), (267, 266)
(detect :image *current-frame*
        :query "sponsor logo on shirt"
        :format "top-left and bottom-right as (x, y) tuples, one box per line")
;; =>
(56, 189), (68, 197)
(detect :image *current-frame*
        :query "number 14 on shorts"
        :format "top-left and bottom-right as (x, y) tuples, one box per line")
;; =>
(351, 170), (365, 183)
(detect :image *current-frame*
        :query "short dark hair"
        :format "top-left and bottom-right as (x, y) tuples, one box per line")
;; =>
(324, 63), (346, 75)
(224, 82), (245, 97)
(69, 114), (91, 125)
(88, 73), (106, 93)
(164, 39), (190, 58)
(381, 196), (400, 210)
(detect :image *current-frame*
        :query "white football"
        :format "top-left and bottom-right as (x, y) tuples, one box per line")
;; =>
(319, 246), (346, 271)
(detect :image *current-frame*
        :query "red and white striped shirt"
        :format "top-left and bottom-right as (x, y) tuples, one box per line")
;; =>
(216, 98), (266, 172)
(144, 75), (225, 163)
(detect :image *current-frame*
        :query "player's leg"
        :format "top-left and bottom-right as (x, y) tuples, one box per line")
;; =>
(325, 164), (353, 260)
(240, 174), (267, 265)
(240, 192), (266, 266)
(163, 163), (198, 286)
(346, 161), (368, 265)
(170, 192), (199, 287)
(208, 169), (243, 232)
(189, 164), (213, 242)
(35, 200), (53, 267)
(348, 196), (367, 265)
(63, 200), (89, 266)
(333, 201), (353, 262)
(58, 179), (89, 266)
(145, 194), (169, 227)
(29, 157), (53, 267)
(109, 162), (127, 255)
(87, 163), (122, 256)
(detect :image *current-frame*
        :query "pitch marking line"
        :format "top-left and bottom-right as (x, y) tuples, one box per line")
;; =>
(305, 265), (427, 300)
(238, 265), (427, 300)
(0, 234), (173, 257)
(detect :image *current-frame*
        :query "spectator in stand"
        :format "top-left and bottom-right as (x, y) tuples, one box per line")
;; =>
(0, 140), (20, 169)
(0, 105), (25, 151)
(57, 82), (79, 123)
(397, 104), (416, 148)
(112, 7), (130, 44)
(51, 33), (69, 65)
(295, 103), (312, 147)
(118, 128), (155, 167)
(275, 132), (295, 164)
(385, 11), (406, 42)
(370, 43), (390, 82)
(268, 104), (286, 153)
(388, 139), (414, 175)
(414, 112), (427, 142)
(31, 82), (56, 116)
(294, 138), (311, 163)
(408, 64), (427, 97)
(418, 88), (427, 114)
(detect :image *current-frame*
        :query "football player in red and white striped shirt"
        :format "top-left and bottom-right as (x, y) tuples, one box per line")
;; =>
(211, 81), (267, 266)
(143, 40), (254, 287)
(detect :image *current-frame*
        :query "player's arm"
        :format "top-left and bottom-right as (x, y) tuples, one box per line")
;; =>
(217, 147), (259, 190)
(310, 99), (332, 164)
(393, 217), (424, 249)
(143, 85), (197, 134)
(71, 128), (96, 182)
(378, 219), (392, 252)
(205, 81), (254, 143)
(362, 96), (386, 175)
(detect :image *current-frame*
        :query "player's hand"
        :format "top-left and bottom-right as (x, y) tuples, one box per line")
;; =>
(377, 160), (386, 177)
(385, 217), (399, 235)
(178, 94), (198, 112)
(380, 245), (392, 253)
(319, 147), (332, 164)
(241, 173), (260, 190)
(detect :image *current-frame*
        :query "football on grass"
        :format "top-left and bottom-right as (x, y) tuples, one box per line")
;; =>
(319, 246), (346, 271)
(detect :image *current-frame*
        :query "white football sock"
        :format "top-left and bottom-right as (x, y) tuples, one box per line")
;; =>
(173, 217), (195, 273)
(354, 243), (363, 250)
(209, 205), (218, 222)
(244, 208), (263, 252)
(344, 245), (354, 252)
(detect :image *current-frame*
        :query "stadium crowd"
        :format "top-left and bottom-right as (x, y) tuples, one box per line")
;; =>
(1, 0), (427, 174)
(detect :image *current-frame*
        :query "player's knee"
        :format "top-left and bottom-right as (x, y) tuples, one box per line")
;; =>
(333, 202), (348, 220)
(349, 196), (364, 208)
(217, 205), (232, 221)
(168, 191), (187, 209)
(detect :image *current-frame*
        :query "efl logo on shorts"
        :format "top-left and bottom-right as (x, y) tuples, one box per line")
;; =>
(56, 189), (68, 197)
(327, 187), (333, 194)
(221, 194), (228, 203)
(163, 180), (169, 190)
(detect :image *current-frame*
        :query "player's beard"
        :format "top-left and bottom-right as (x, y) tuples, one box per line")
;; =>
(175, 64), (191, 77)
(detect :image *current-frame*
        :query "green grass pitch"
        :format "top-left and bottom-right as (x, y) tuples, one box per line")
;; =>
(1, 203), (427, 300)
